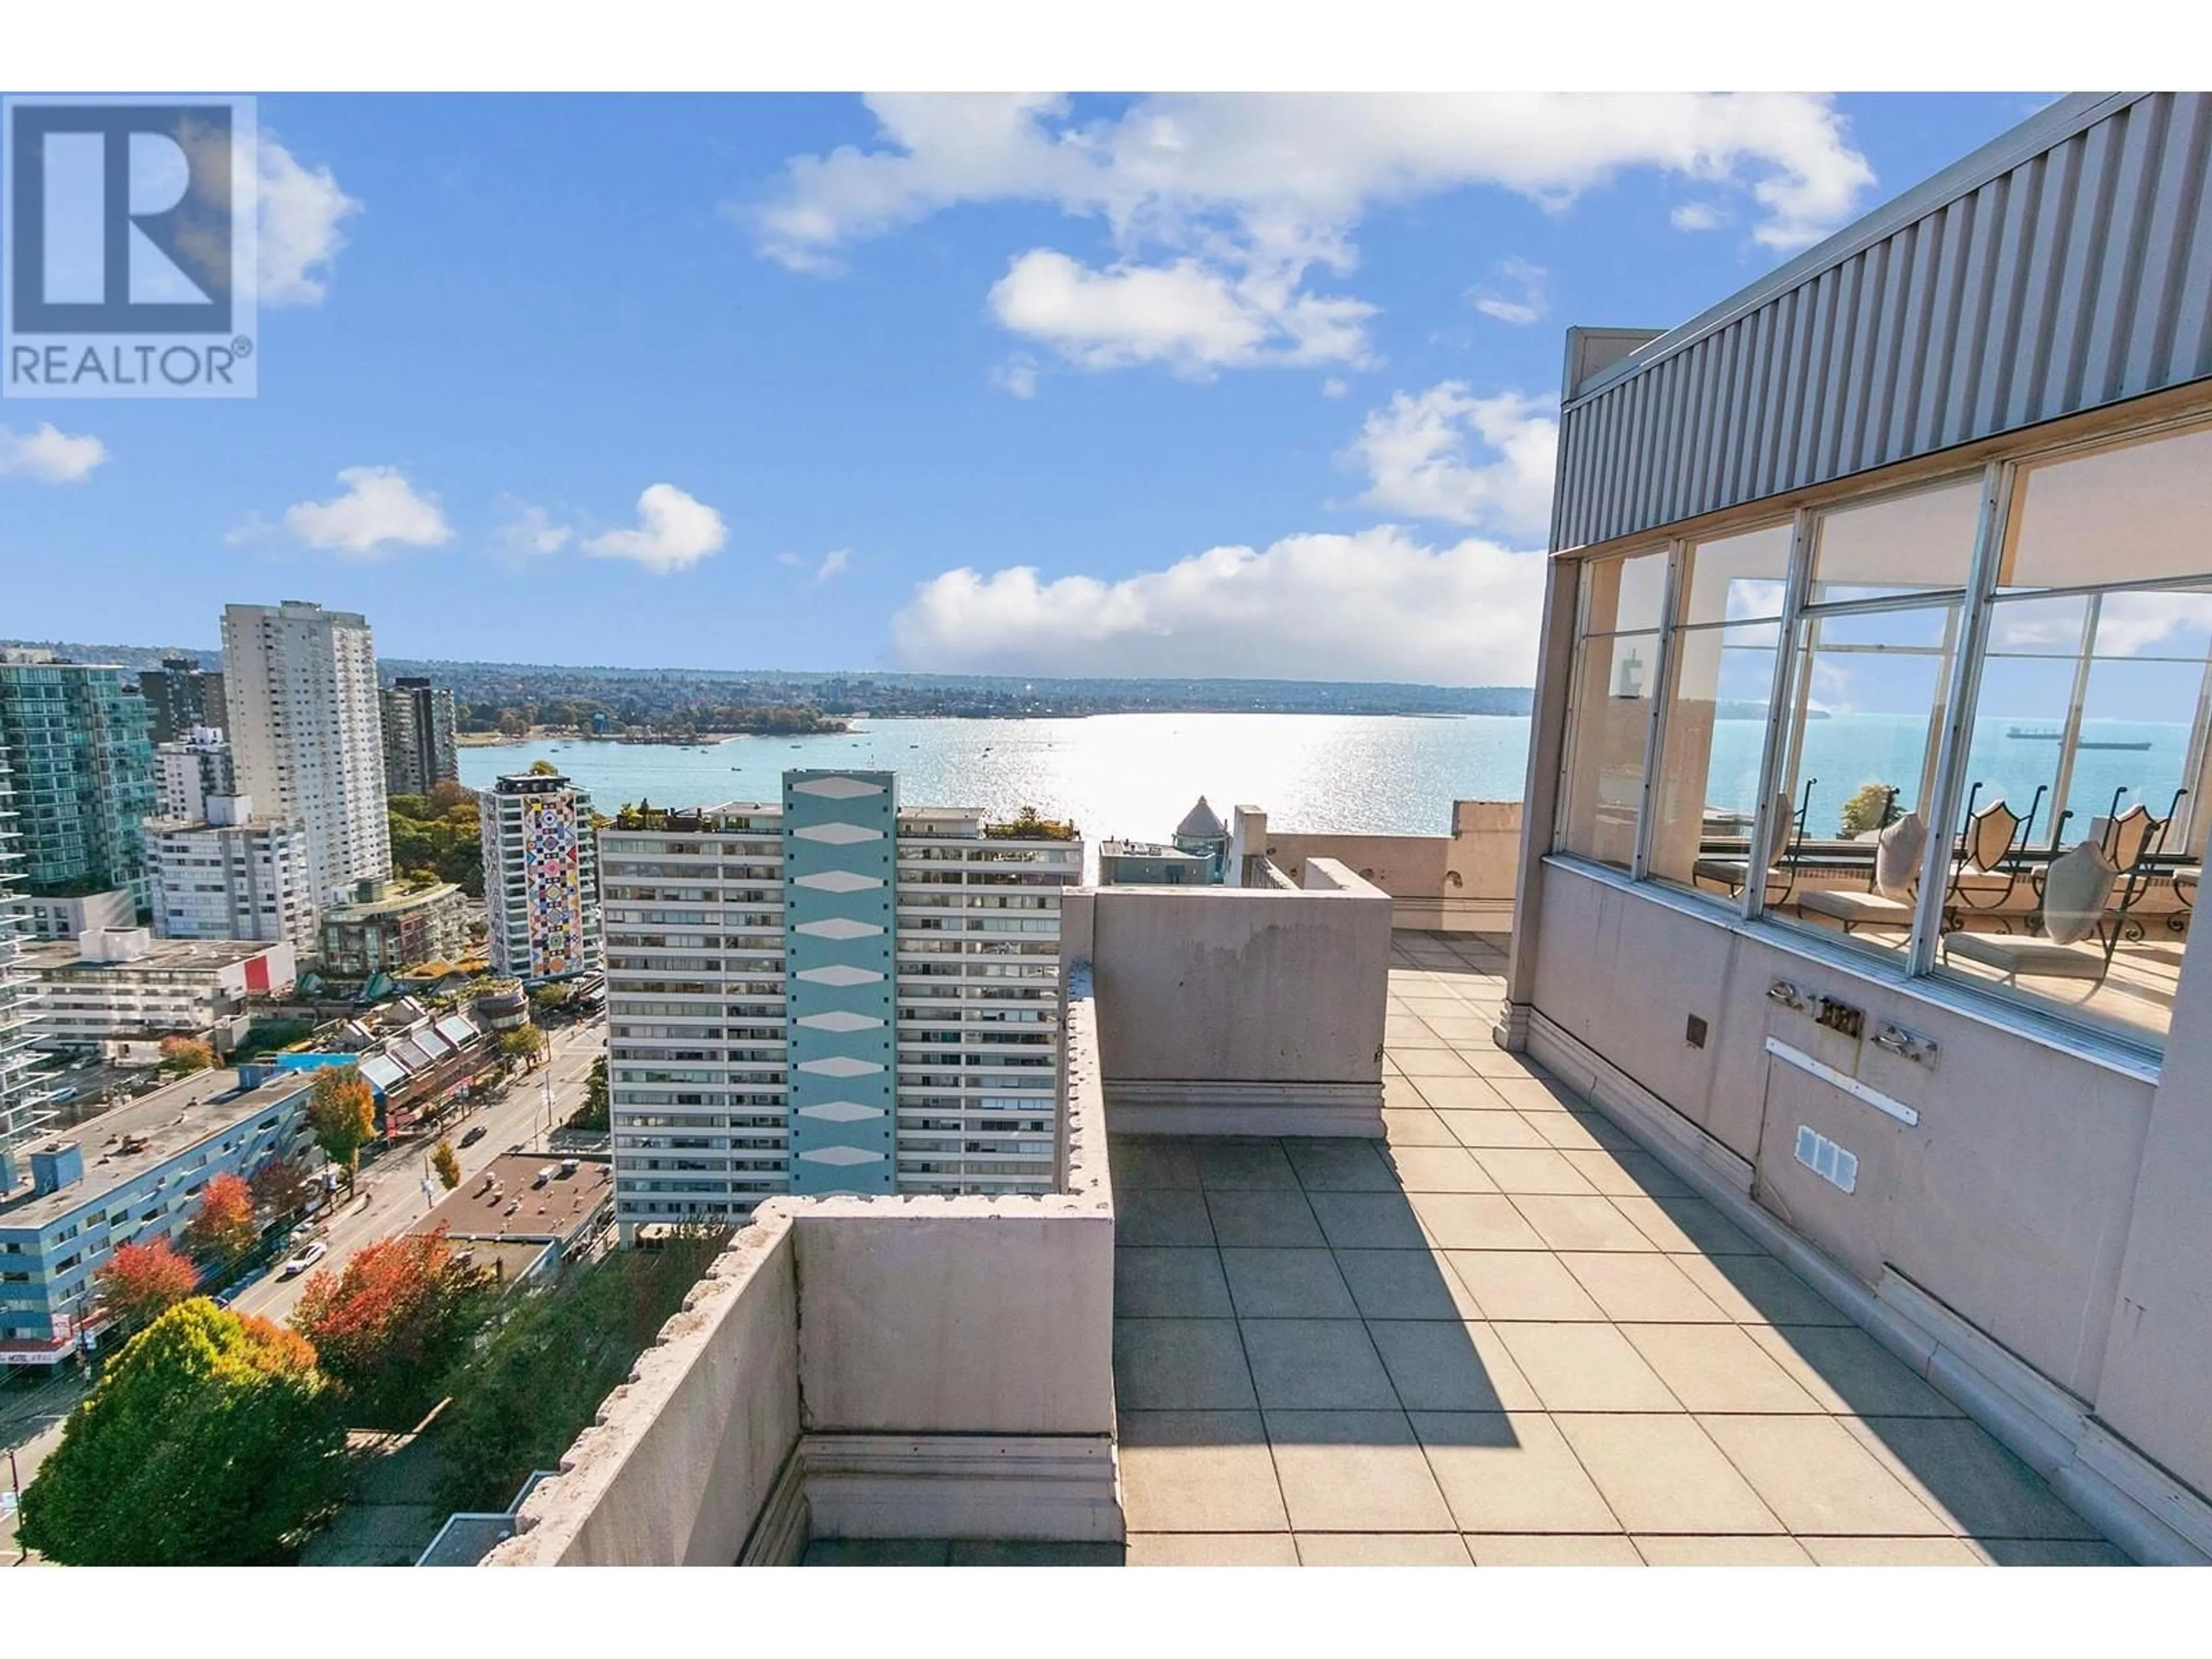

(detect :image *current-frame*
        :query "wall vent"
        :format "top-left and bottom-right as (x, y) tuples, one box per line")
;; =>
(1794, 1125), (1859, 1194)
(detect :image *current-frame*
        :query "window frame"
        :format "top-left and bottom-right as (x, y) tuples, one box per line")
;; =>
(1551, 404), (2212, 1064)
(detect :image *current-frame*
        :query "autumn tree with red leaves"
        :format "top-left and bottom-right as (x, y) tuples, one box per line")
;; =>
(289, 1227), (493, 1427)
(93, 1238), (200, 1334)
(182, 1172), (259, 1272)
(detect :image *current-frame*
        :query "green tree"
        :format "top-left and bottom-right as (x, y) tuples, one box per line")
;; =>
(497, 1024), (546, 1070)
(569, 1055), (609, 1132)
(306, 1066), (376, 1194)
(527, 758), (560, 775)
(290, 1229), (494, 1429)
(18, 1300), (346, 1565)
(1839, 782), (1903, 837)
(157, 1035), (215, 1077)
(435, 1223), (729, 1512)
(431, 1139), (461, 1191)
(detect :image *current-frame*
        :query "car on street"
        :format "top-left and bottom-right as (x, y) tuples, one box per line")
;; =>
(460, 1124), (487, 1147)
(278, 1241), (328, 1279)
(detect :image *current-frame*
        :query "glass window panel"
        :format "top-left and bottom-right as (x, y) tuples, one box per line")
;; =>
(1680, 522), (1793, 627)
(1558, 631), (1658, 870)
(1934, 575), (2210, 1051)
(1808, 476), (1983, 604)
(1999, 425), (2212, 590)
(1768, 603), (1962, 959)
(1581, 550), (1669, 636)
(1649, 624), (1783, 892)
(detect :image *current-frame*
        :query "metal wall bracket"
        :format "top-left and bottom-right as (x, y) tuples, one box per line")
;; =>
(1870, 1022), (1941, 1069)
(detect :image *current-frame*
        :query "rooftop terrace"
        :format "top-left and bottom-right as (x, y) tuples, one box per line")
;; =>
(1105, 932), (2120, 1567)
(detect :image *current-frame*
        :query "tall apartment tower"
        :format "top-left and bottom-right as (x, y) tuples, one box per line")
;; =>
(380, 677), (459, 797)
(600, 770), (1079, 1237)
(481, 771), (602, 984)
(221, 601), (392, 906)
(154, 726), (236, 821)
(136, 657), (226, 744)
(0, 660), (157, 910)
(145, 794), (317, 960)
(0, 753), (50, 1191)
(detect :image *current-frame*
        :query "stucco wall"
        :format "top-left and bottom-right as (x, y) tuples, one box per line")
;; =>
(1080, 869), (1391, 1090)
(2092, 941), (2212, 1499)
(1522, 859), (2190, 1474)
(490, 1218), (803, 1566)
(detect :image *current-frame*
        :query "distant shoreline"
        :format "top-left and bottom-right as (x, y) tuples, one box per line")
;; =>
(456, 709), (1533, 749)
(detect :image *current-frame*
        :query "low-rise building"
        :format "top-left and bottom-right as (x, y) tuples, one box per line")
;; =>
(414, 1152), (613, 1282)
(24, 929), (296, 1054)
(145, 794), (317, 960)
(317, 878), (467, 980)
(0, 1064), (317, 1365)
(1096, 839), (1213, 886)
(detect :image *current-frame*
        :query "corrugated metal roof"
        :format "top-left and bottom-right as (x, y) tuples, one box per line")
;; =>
(357, 1055), (407, 1094)
(435, 1013), (479, 1048)
(1554, 92), (2212, 552)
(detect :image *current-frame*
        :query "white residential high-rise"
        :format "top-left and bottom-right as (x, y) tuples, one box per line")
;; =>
(154, 726), (236, 821)
(0, 751), (51, 1184)
(482, 771), (603, 984)
(600, 771), (1078, 1236)
(221, 601), (392, 905)
(145, 794), (317, 960)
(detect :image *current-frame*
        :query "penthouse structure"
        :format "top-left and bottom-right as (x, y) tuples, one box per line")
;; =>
(600, 771), (1080, 1234)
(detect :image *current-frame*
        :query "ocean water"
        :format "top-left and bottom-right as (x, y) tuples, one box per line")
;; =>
(458, 707), (2196, 863)
(457, 713), (1534, 847)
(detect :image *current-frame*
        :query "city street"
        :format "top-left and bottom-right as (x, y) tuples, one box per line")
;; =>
(229, 1017), (607, 1325)
(1, 1016), (605, 1563)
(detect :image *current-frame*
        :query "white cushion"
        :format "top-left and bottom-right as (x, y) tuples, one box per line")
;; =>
(2041, 841), (2119, 946)
(1874, 812), (1926, 900)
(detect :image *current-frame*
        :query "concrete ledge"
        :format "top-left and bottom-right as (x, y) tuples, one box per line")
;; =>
(1523, 1006), (2212, 1565)
(1107, 1080), (1385, 1141)
(800, 1433), (1123, 1544)
(738, 1444), (812, 1566)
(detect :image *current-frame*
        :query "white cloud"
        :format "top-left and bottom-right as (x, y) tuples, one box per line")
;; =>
(891, 526), (1546, 684)
(815, 548), (850, 583)
(994, 355), (1041, 398)
(0, 423), (108, 483)
(583, 483), (728, 574)
(750, 93), (1877, 372)
(259, 135), (361, 307)
(1671, 202), (1724, 232)
(494, 500), (574, 563)
(282, 465), (452, 557)
(1321, 377), (1350, 399)
(1345, 382), (1558, 538)
(1471, 257), (1547, 326)
(988, 249), (1372, 374)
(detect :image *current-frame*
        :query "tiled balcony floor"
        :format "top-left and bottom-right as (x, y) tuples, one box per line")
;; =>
(1109, 930), (2127, 1567)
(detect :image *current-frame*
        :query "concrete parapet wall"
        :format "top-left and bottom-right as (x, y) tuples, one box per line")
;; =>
(1076, 864), (1391, 1138)
(1264, 800), (1523, 931)
(789, 1196), (1116, 1438)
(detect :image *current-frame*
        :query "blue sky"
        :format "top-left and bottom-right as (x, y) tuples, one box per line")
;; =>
(0, 92), (2044, 683)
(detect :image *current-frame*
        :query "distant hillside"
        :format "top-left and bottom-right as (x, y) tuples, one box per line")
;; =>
(2, 639), (1536, 721)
